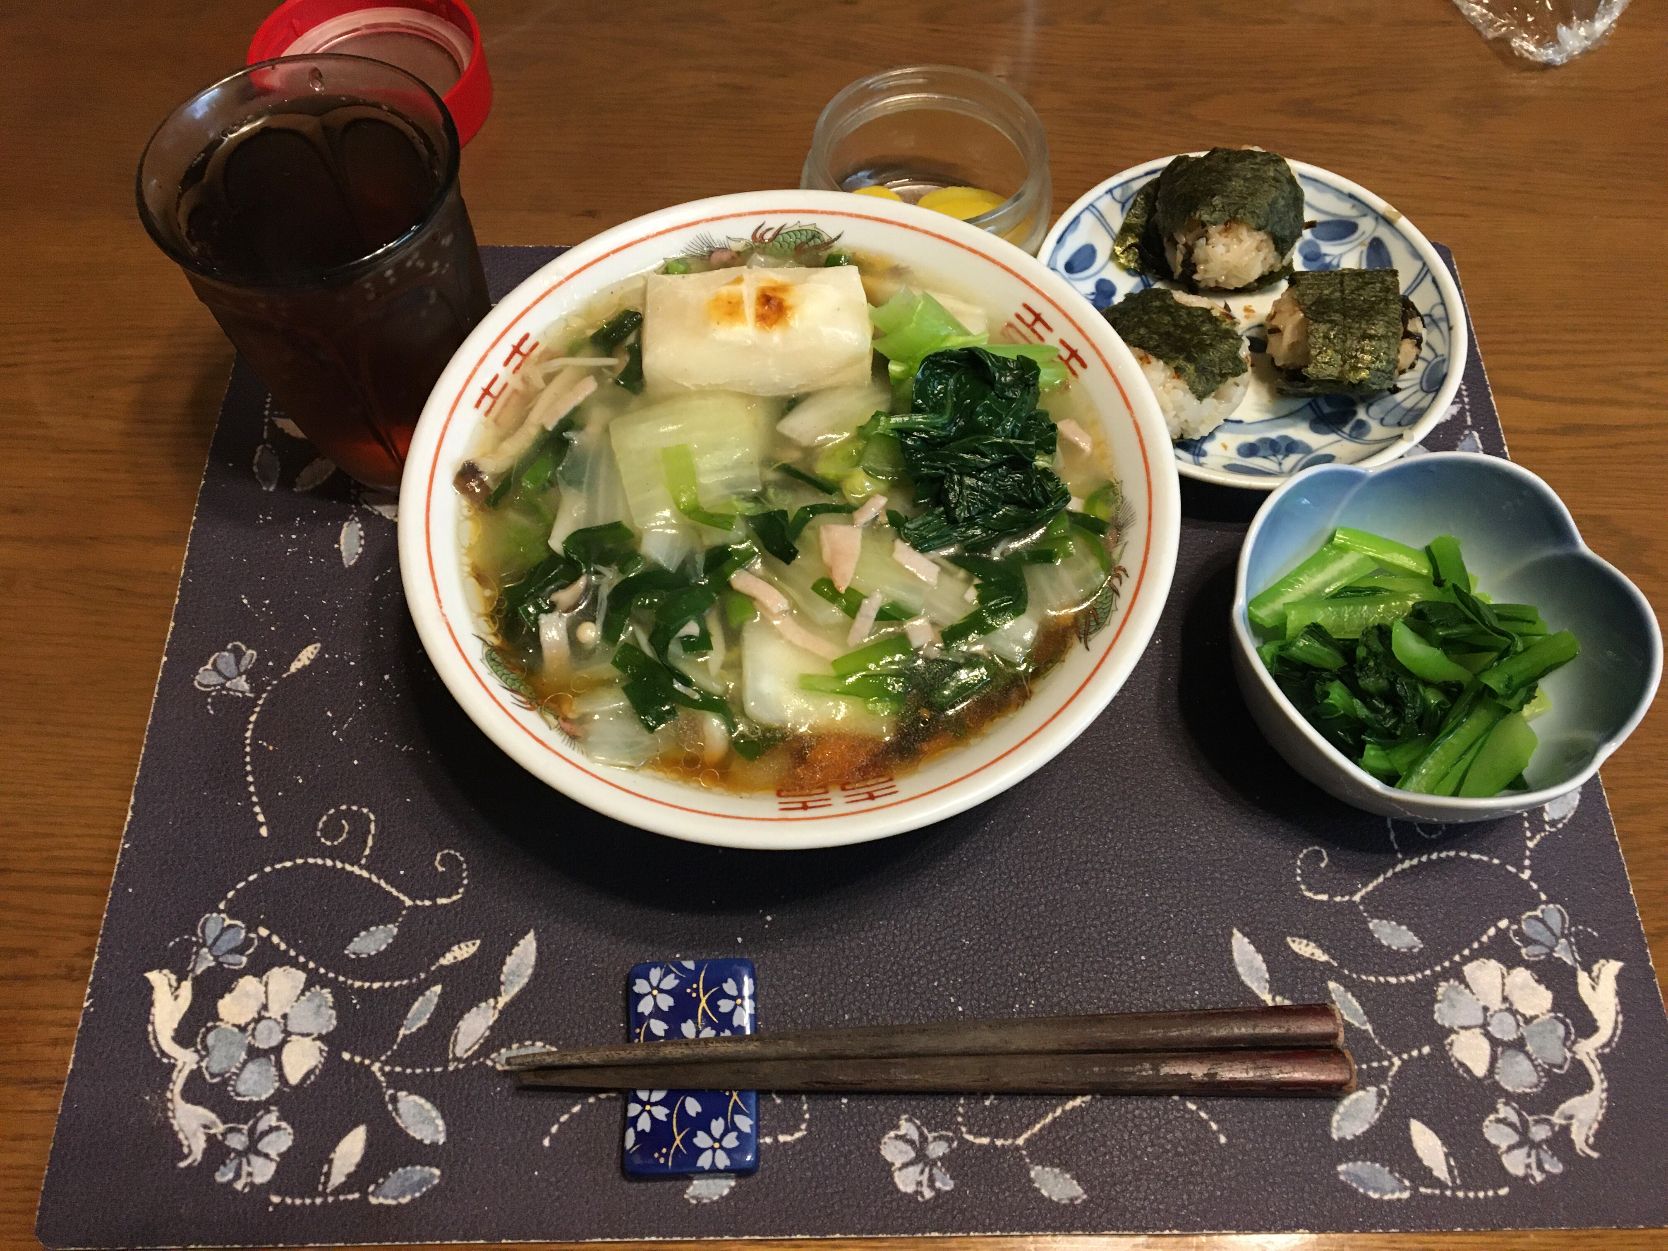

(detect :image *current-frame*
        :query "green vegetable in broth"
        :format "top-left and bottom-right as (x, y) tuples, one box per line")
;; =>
(590, 309), (643, 352)
(888, 348), (1070, 553)
(1252, 528), (1580, 798)
(457, 239), (1125, 794)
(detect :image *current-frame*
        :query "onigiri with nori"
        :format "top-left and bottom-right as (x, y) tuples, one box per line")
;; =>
(1103, 286), (1250, 441)
(1114, 148), (1305, 293)
(1265, 268), (1424, 397)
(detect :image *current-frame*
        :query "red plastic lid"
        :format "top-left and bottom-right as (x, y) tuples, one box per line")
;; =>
(248, 0), (491, 145)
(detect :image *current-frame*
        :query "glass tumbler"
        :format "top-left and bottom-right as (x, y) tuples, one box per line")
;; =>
(137, 55), (491, 489)
(801, 65), (1052, 255)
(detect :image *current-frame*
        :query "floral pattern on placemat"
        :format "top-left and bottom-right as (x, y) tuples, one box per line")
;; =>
(37, 244), (1668, 1249)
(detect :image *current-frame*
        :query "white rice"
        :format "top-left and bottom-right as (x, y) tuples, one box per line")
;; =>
(1165, 219), (1281, 291)
(1132, 292), (1251, 441)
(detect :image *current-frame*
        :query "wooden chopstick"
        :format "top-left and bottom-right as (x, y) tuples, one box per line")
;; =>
(500, 1004), (1343, 1073)
(514, 1047), (1356, 1097)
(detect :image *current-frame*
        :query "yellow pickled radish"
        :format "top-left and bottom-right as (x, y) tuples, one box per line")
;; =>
(916, 185), (1006, 221)
(852, 184), (904, 200)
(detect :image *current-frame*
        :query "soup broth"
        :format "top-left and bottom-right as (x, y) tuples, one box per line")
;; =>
(456, 227), (1130, 794)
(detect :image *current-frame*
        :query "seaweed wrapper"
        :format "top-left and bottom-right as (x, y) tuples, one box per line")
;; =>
(1154, 148), (1305, 260)
(1111, 174), (1172, 277)
(1276, 268), (1405, 397)
(1103, 288), (1248, 401)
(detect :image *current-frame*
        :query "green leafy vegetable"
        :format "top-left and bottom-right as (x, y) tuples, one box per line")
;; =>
(563, 521), (638, 570)
(775, 463), (839, 495)
(612, 642), (732, 731)
(810, 578), (911, 622)
(590, 309), (643, 352)
(888, 348), (1070, 553)
(487, 416), (577, 507)
(646, 585), (718, 661)
(869, 289), (986, 385)
(615, 342), (644, 394)
(941, 555), (1028, 646)
(1253, 529), (1580, 798)
(743, 511), (800, 564)
(1248, 543), (1378, 631)
(869, 290), (1068, 389)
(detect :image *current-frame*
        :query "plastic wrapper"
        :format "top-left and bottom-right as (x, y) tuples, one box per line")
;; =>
(1451, 0), (1629, 65)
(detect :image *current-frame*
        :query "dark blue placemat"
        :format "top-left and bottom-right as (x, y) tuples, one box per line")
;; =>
(37, 246), (1668, 1246)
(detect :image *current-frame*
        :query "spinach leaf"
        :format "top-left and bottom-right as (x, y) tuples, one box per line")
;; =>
(890, 348), (1070, 552)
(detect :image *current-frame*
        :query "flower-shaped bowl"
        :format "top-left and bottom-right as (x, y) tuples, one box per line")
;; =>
(399, 190), (1181, 849)
(1231, 453), (1660, 822)
(1042, 156), (1467, 490)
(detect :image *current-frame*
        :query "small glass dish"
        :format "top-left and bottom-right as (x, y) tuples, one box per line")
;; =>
(801, 65), (1051, 255)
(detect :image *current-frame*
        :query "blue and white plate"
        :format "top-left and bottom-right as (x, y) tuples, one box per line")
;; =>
(1041, 156), (1467, 490)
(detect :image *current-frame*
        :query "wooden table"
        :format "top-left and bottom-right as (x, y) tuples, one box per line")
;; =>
(3, 2), (1664, 1248)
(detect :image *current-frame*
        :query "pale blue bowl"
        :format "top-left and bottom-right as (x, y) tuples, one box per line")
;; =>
(1231, 453), (1662, 821)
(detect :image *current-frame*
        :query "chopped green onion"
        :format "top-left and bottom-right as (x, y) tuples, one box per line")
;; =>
(832, 635), (912, 676)
(775, 463), (839, 495)
(810, 578), (910, 621)
(590, 309), (643, 352)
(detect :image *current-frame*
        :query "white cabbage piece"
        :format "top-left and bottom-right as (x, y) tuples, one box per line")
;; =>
(848, 530), (973, 624)
(776, 379), (892, 447)
(547, 424), (631, 551)
(740, 619), (891, 735)
(760, 548), (850, 629)
(607, 392), (771, 529)
(568, 684), (673, 768)
(976, 614), (1037, 666)
(642, 266), (873, 396)
(1025, 537), (1109, 615)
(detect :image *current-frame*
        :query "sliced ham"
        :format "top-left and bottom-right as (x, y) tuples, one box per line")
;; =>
(768, 612), (843, 661)
(850, 494), (888, 527)
(819, 524), (863, 593)
(730, 570), (790, 616)
(903, 615), (938, 650)
(848, 591), (884, 647)
(1057, 418), (1093, 453)
(892, 539), (940, 586)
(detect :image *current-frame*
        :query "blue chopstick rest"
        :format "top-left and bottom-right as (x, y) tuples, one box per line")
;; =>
(623, 958), (758, 1176)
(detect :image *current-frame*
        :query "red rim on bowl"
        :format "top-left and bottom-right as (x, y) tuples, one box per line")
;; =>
(248, 0), (491, 144)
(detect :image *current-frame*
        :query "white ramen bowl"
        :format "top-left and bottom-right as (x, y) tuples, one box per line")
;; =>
(399, 191), (1181, 849)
